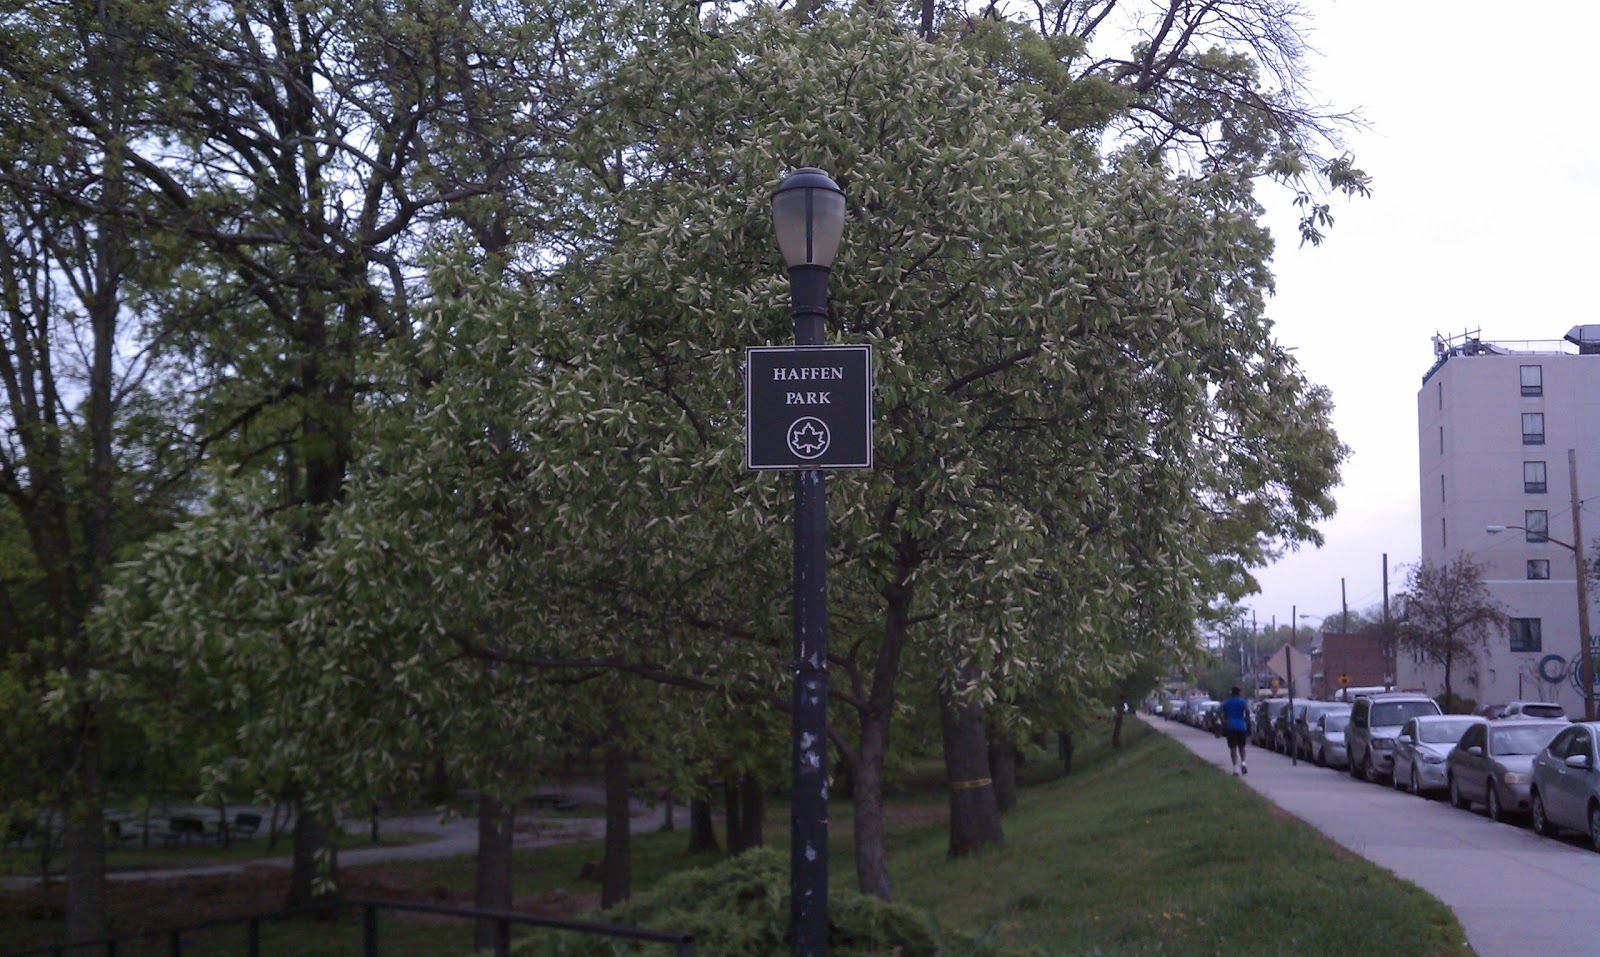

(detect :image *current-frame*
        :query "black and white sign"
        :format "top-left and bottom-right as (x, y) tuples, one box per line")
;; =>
(745, 344), (872, 470)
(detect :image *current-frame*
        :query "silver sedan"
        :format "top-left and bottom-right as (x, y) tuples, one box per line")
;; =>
(1310, 711), (1351, 768)
(1447, 720), (1569, 823)
(1393, 715), (1484, 797)
(1530, 721), (1600, 849)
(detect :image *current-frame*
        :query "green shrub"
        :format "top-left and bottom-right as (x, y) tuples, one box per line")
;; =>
(513, 846), (1011, 957)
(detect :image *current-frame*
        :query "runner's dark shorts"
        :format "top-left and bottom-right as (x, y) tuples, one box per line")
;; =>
(1225, 728), (1248, 748)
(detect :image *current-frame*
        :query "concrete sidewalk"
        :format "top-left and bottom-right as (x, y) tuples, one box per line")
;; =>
(1145, 712), (1600, 957)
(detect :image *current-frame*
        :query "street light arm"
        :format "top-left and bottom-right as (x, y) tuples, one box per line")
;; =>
(1486, 524), (1576, 552)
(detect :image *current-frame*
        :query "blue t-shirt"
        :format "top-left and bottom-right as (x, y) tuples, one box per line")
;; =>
(1220, 695), (1251, 732)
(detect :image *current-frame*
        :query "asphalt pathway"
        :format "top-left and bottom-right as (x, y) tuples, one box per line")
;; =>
(1, 786), (669, 889)
(1144, 712), (1600, 957)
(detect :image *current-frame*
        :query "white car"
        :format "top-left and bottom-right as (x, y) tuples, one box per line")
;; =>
(1499, 700), (1569, 722)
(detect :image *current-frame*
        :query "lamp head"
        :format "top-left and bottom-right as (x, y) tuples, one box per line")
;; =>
(1486, 525), (1508, 534)
(772, 168), (845, 269)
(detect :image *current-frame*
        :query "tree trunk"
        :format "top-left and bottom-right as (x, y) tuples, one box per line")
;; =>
(740, 773), (765, 849)
(722, 777), (744, 856)
(988, 732), (1018, 814)
(601, 738), (631, 907)
(286, 796), (339, 911)
(849, 730), (892, 900)
(1443, 653), (1454, 709)
(686, 795), (719, 854)
(1112, 708), (1125, 748)
(62, 730), (106, 948)
(474, 794), (514, 951)
(940, 677), (1003, 857)
(848, 573), (914, 900)
(1058, 731), (1074, 773)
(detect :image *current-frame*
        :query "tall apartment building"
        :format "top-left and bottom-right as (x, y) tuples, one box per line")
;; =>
(1409, 326), (1600, 715)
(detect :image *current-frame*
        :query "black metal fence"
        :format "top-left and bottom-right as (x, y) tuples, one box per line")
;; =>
(3, 898), (693, 957)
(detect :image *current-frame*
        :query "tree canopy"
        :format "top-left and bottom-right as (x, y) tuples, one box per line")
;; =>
(3, 0), (1359, 935)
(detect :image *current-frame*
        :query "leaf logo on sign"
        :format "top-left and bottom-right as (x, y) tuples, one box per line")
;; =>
(788, 418), (830, 459)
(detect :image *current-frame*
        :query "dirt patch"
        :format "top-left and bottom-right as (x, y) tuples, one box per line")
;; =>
(883, 803), (948, 827)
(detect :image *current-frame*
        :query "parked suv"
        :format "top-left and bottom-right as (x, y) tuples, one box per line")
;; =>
(1347, 692), (1442, 783)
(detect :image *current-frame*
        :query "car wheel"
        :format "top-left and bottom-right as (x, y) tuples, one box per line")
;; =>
(1392, 763), (1407, 790)
(1315, 747), (1326, 768)
(1487, 788), (1504, 823)
(1589, 803), (1600, 852)
(1362, 754), (1377, 783)
(1531, 791), (1556, 837)
(1449, 776), (1470, 810)
(1410, 765), (1424, 797)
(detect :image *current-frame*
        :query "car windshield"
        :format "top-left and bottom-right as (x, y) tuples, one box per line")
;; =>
(1370, 701), (1438, 727)
(1489, 724), (1563, 756)
(1323, 714), (1349, 732)
(1419, 719), (1478, 744)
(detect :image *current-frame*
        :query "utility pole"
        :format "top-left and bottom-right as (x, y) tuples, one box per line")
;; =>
(1288, 605), (1298, 767)
(1569, 449), (1594, 721)
(1382, 554), (1393, 691)
(1341, 578), (1349, 635)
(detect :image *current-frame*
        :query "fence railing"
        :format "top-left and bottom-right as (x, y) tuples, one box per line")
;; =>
(3, 897), (693, 957)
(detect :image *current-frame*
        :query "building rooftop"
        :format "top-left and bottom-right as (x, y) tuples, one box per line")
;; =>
(1421, 326), (1600, 385)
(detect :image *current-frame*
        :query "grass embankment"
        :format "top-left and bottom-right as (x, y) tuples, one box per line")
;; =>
(0, 721), (1471, 957)
(885, 722), (1470, 955)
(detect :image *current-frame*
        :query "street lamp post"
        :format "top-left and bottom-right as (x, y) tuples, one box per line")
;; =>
(1488, 449), (1594, 720)
(772, 167), (846, 957)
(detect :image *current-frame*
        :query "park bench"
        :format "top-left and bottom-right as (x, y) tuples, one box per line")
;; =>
(167, 814), (209, 845)
(232, 812), (263, 839)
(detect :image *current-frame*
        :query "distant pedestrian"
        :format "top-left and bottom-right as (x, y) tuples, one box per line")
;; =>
(1221, 686), (1251, 775)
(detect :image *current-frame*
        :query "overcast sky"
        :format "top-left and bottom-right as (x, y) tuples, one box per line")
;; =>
(1242, 0), (1600, 631)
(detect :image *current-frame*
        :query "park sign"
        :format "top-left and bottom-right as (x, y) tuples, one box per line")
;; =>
(745, 344), (872, 470)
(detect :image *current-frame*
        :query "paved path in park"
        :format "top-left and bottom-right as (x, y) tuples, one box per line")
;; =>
(1145, 712), (1600, 957)
(1, 785), (671, 889)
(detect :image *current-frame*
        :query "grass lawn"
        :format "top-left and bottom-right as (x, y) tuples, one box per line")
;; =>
(883, 722), (1470, 956)
(0, 721), (1471, 957)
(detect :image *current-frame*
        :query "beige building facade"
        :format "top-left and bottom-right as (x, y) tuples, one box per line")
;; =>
(1409, 327), (1600, 715)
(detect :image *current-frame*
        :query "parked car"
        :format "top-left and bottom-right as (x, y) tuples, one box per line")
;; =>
(1446, 719), (1568, 822)
(1292, 702), (1351, 760)
(1392, 715), (1484, 797)
(1310, 711), (1352, 768)
(1252, 698), (1291, 749)
(1198, 701), (1223, 734)
(1347, 693), (1444, 783)
(1530, 721), (1600, 848)
(1182, 697), (1217, 727)
(1499, 700), (1569, 722)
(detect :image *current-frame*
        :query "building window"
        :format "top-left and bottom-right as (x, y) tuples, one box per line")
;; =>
(1441, 516), (1447, 548)
(1525, 510), (1549, 542)
(1520, 364), (1544, 397)
(1438, 381), (1443, 409)
(1510, 618), (1543, 653)
(1522, 413), (1545, 445)
(1525, 461), (1547, 494)
(1439, 425), (1445, 454)
(1528, 560), (1551, 580)
(1440, 474), (1446, 502)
